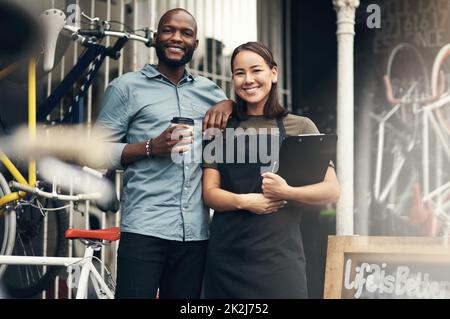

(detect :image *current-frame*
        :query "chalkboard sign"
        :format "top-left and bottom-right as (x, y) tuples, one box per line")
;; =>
(324, 236), (450, 299)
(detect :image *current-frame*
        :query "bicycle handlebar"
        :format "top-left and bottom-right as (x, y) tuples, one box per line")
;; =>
(63, 24), (153, 47)
(9, 181), (102, 202)
(42, 10), (153, 71)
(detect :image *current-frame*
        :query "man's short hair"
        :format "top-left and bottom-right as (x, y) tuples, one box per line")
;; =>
(157, 8), (197, 34)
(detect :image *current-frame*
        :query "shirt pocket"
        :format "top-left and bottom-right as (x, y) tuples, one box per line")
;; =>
(189, 103), (210, 128)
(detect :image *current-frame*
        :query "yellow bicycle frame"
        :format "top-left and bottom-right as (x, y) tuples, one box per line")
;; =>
(0, 59), (37, 207)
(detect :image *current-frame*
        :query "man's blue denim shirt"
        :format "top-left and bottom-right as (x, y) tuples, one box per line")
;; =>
(96, 64), (227, 241)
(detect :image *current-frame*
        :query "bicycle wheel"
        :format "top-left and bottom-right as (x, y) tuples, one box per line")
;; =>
(2, 199), (68, 298)
(0, 172), (16, 277)
(431, 44), (450, 135)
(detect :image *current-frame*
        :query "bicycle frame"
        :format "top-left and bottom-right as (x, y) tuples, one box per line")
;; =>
(0, 59), (37, 207)
(0, 245), (114, 299)
(38, 37), (130, 123)
(373, 83), (417, 202)
(374, 97), (450, 205)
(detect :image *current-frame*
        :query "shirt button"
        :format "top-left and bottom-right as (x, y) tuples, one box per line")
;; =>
(184, 187), (188, 190)
(181, 106), (184, 109)
(185, 166), (189, 169)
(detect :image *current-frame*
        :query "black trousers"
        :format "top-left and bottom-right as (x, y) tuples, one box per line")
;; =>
(115, 232), (208, 299)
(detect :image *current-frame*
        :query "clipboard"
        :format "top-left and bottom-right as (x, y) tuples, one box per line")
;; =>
(276, 134), (337, 187)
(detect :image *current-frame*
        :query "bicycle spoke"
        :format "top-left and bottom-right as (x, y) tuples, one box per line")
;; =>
(26, 243), (44, 280)
(14, 227), (45, 287)
(16, 233), (33, 287)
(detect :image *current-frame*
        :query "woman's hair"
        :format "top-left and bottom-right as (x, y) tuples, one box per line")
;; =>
(230, 42), (289, 120)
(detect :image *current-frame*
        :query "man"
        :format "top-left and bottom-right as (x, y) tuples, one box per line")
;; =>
(96, 8), (232, 299)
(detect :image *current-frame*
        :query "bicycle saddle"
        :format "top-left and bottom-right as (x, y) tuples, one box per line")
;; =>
(40, 8), (67, 72)
(65, 227), (121, 242)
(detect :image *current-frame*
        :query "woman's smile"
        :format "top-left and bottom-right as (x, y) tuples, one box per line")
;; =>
(242, 86), (261, 95)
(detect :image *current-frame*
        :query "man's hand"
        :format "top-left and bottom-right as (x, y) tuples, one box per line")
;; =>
(151, 124), (193, 156)
(239, 193), (286, 215)
(203, 99), (234, 131)
(261, 172), (291, 201)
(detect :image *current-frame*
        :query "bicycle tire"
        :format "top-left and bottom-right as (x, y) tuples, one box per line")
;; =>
(431, 44), (450, 135)
(385, 42), (430, 96)
(0, 172), (16, 277)
(2, 199), (68, 298)
(384, 43), (429, 128)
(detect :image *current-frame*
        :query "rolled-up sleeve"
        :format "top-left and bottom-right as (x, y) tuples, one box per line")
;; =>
(95, 83), (129, 170)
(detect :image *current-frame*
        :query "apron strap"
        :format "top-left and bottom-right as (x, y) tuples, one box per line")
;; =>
(229, 116), (241, 130)
(276, 116), (286, 146)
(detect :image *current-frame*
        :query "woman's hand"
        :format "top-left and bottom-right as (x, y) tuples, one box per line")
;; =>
(239, 193), (286, 215)
(263, 166), (340, 205)
(261, 172), (291, 201)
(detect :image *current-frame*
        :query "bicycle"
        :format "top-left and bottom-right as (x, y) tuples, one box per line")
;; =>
(0, 6), (152, 297)
(0, 219), (120, 299)
(370, 42), (450, 236)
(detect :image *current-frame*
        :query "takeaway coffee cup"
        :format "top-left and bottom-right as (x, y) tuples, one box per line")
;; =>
(170, 117), (194, 127)
(170, 117), (194, 152)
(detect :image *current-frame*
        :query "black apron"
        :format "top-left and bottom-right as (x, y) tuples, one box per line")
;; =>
(204, 117), (308, 299)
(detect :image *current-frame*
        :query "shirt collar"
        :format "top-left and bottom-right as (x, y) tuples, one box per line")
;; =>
(140, 64), (197, 82)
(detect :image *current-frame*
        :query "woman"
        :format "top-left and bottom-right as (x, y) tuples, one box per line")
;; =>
(202, 42), (340, 299)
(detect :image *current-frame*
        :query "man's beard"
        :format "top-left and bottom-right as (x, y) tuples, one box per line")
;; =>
(155, 41), (195, 67)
